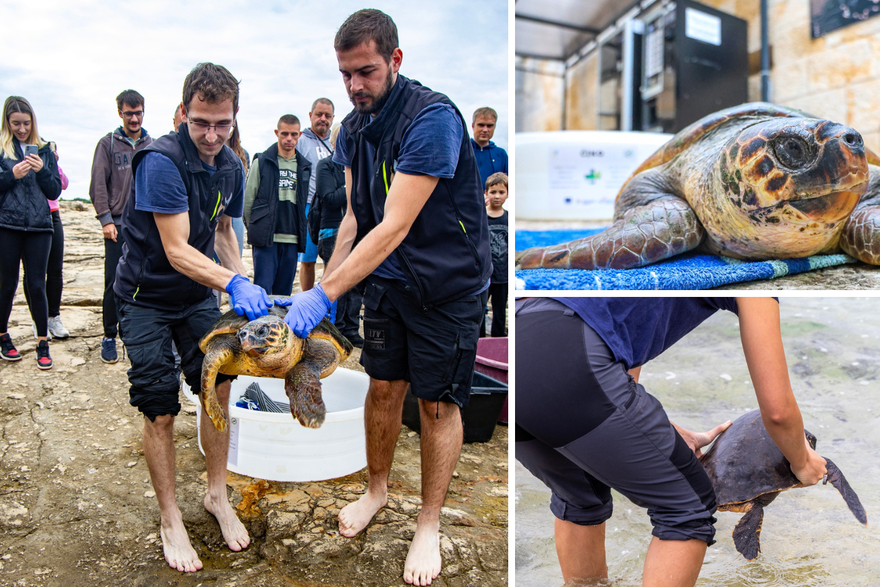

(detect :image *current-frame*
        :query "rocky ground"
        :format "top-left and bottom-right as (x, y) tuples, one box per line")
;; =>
(0, 202), (509, 587)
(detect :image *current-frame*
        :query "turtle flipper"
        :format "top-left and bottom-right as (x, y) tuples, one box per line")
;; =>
(841, 164), (880, 264)
(732, 502), (764, 560)
(200, 343), (234, 432)
(823, 458), (868, 525)
(515, 196), (703, 270)
(284, 349), (328, 429)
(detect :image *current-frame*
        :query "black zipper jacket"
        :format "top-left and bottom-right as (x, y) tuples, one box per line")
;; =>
(340, 75), (492, 309)
(114, 124), (243, 310)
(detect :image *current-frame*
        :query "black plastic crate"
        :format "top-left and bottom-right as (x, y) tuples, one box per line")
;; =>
(401, 372), (508, 443)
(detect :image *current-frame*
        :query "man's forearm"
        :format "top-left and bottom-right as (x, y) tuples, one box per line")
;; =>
(155, 212), (238, 292)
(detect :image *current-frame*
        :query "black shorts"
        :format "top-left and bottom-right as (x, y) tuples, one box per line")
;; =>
(360, 275), (487, 408)
(515, 298), (717, 545)
(117, 295), (235, 421)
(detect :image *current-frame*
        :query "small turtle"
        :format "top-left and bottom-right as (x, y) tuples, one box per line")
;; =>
(516, 102), (880, 270)
(199, 301), (353, 433)
(699, 410), (867, 560)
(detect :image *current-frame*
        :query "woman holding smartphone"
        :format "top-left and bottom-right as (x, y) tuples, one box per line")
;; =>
(0, 96), (62, 369)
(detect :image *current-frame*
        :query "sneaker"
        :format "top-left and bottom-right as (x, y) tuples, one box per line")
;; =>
(47, 316), (70, 339)
(0, 333), (21, 361)
(35, 340), (52, 370)
(101, 337), (118, 364)
(32, 322), (51, 341)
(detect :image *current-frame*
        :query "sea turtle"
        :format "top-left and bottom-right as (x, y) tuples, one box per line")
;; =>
(199, 302), (353, 433)
(699, 410), (867, 560)
(516, 102), (880, 270)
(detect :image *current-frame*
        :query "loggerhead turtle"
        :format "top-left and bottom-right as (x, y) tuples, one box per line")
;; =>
(516, 102), (880, 270)
(199, 301), (353, 433)
(699, 410), (867, 560)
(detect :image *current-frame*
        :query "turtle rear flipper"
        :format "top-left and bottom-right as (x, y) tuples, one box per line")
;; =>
(200, 343), (234, 432)
(823, 458), (868, 525)
(732, 502), (764, 560)
(516, 194), (703, 270)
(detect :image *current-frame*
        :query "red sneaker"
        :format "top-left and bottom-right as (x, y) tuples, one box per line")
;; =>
(1, 333), (21, 361)
(35, 340), (52, 370)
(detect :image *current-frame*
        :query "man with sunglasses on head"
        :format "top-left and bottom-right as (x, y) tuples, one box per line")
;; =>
(243, 114), (311, 295)
(89, 89), (153, 363)
(114, 63), (273, 574)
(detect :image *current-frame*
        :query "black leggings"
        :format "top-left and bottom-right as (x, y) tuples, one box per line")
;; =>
(0, 227), (52, 336)
(23, 210), (63, 317)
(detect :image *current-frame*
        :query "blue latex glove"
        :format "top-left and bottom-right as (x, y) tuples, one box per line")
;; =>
(273, 297), (293, 307)
(225, 274), (272, 321)
(283, 284), (332, 338)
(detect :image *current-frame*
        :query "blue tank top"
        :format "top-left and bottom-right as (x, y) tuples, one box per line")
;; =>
(553, 297), (743, 369)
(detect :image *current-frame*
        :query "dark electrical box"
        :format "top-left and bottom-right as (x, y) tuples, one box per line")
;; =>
(639, 0), (748, 133)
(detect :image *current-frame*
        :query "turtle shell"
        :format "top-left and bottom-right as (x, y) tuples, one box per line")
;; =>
(699, 410), (816, 507)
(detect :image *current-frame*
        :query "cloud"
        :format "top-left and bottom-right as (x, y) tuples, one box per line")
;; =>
(0, 0), (508, 201)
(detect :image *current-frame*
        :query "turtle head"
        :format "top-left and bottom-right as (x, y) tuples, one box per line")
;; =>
(720, 118), (868, 224)
(237, 314), (291, 358)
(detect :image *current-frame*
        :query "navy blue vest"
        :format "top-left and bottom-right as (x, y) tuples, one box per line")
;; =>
(114, 124), (243, 310)
(340, 75), (492, 308)
(246, 142), (310, 250)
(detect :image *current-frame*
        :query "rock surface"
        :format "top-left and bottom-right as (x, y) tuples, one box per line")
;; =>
(0, 202), (509, 586)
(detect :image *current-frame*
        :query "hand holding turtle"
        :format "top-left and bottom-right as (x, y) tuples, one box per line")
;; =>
(673, 420), (732, 458)
(790, 443), (827, 487)
(282, 284), (331, 338)
(225, 274), (272, 321)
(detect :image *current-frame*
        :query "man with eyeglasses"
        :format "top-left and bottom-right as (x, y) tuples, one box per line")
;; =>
(89, 89), (153, 363)
(295, 98), (335, 292)
(243, 114), (312, 295)
(114, 62), (273, 574)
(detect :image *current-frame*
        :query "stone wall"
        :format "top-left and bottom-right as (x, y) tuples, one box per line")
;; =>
(516, 0), (880, 148)
(515, 59), (565, 132)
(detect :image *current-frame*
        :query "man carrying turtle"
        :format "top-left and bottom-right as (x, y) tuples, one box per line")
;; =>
(114, 62), (273, 573)
(515, 297), (829, 587)
(281, 9), (492, 586)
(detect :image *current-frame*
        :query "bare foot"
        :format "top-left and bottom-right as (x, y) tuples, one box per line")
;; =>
(160, 514), (203, 573)
(403, 519), (442, 586)
(338, 490), (387, 537)
(204, 493), (250, 551)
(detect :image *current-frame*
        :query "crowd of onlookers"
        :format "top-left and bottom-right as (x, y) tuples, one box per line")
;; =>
(0, 91), (509, 370)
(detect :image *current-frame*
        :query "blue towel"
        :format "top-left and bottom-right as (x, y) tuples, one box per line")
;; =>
(515, 229), (858, 290)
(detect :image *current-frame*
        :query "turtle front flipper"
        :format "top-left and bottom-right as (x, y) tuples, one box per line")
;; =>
(841, 165), (880, 264)
(284, 339), (337, 428)
(516, 196), (703, 270)
(732, 502), (764, 560)
(200, 343), (235, 432)
(823, 458), (868, 525)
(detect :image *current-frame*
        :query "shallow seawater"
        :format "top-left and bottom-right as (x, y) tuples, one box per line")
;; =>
(515, 297), (880, 586)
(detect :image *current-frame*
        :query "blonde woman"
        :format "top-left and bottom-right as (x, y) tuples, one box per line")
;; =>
(0, 96), (62, 368)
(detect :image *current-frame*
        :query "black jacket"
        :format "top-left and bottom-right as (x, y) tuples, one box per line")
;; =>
(315, 157), (346, 232)
(0, 141), (62, 232)
(114, 124), (243, 310)
(246, 143), (311, 250)
(340, 75), (492, 308)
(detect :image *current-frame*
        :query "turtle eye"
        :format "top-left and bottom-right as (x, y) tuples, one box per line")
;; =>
(774, 136), (811, 168)
(256, 325), (269, 337)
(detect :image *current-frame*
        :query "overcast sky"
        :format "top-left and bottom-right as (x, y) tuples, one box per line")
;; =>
(1, 0), (508, 201)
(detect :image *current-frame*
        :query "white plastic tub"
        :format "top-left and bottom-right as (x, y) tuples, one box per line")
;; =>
(516, 131), (672, 221)
(182, 368), (368, 482)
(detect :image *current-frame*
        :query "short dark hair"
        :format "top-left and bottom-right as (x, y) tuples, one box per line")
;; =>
(334, 9), (399, 62)
(473, 107), (498, 124)
(117, 90), (144, 111)
(486, 172), (508, 190)
(278, 114), (300, 128)
(311, 97), (334, 112)
(182, 63), (239, 114)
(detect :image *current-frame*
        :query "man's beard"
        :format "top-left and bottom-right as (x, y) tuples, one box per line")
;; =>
(350, 69), (394, 115)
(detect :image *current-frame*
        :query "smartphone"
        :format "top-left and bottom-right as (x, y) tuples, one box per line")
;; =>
(24, 145), (38, 158)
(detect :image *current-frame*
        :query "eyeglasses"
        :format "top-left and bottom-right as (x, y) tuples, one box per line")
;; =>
(184, 110), (234, 136)
(121, 110), (144, 119)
